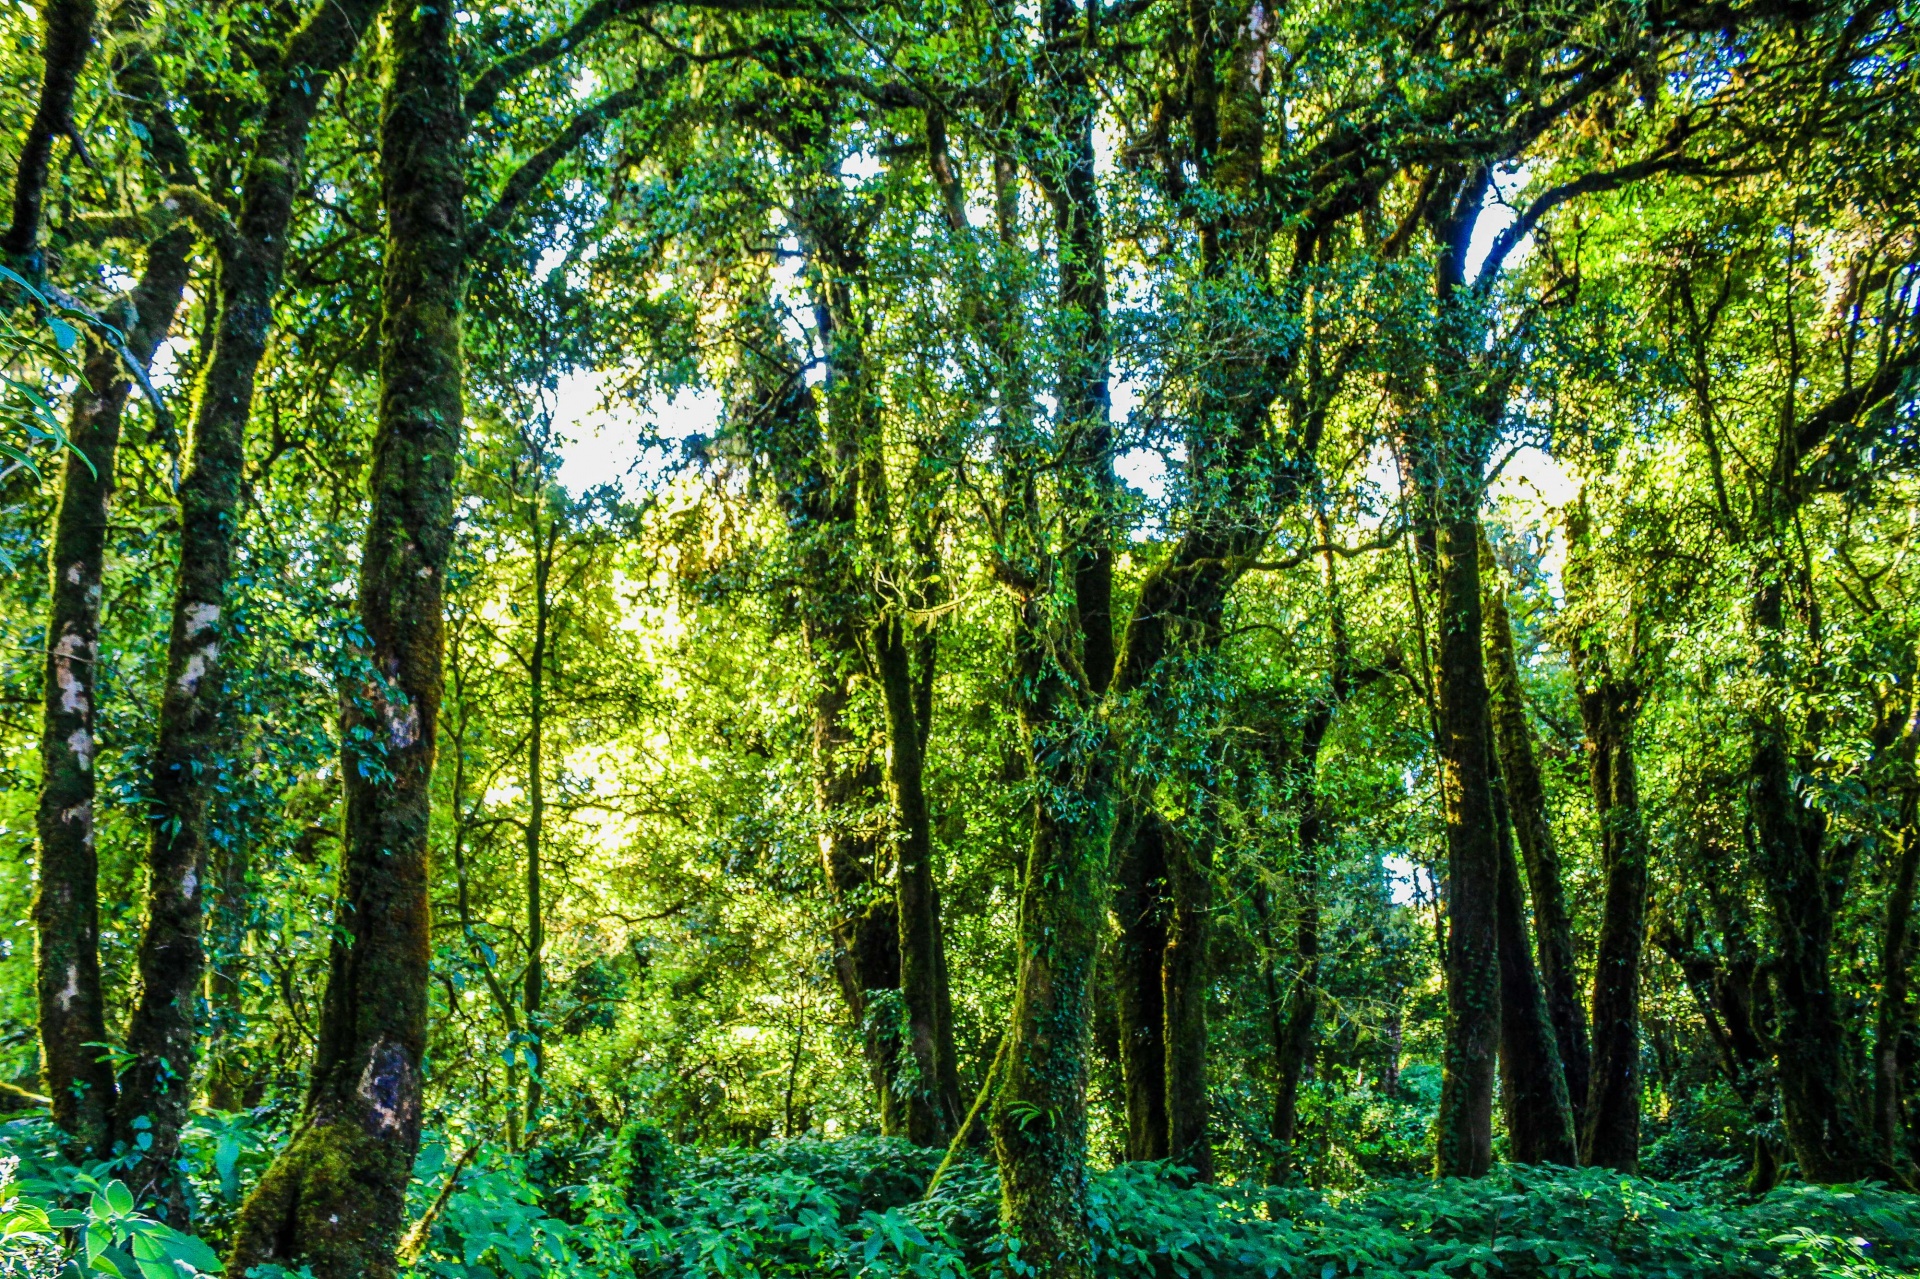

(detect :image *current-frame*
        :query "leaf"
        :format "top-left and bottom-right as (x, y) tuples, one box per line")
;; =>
(156, 1226), (224, 1273)
(105, 1181), (136, 1215)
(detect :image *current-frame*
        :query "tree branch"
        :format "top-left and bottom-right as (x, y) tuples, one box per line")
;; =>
(465, 0), (653, 120)
(467, 62), (687, 255)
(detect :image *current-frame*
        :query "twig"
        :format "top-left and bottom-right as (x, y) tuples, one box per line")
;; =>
(924, 1028), (1009, 1199)
(398, 1140), (480, 1266)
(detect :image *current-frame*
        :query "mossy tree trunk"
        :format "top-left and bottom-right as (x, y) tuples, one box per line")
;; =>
(1749, 578), (1880, 1182)
(519, 503), (556, 1138)
(228, 0), (460, 1269)
(1876, 789), (1919, 1172)
(1113, 813), (1169, 1161)
(118, 0), (378, 1206)
(35, 230), (191, 1158)
(990, 586), (1113, 1279)
(1659, 896), (1782, 1192)
(1414, 169), (1507, 1180)
(1564, 512), (1650, 1173)
(1737, 320), (1920, 1187)
(1573, 673), (1649, 1173)
(1490, 741), (1576, 1165)
(1482, 539), (1590, 1136)
(1257, 705), (1327, 1181)
(875, 608), (963, 1144)
(1103, 0), (1355, 1180)
(1427, 511), (1500, 1179)
(4, 0), (94, 272)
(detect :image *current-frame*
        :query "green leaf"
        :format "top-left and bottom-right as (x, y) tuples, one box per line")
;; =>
(157, 1226), (223, 1273)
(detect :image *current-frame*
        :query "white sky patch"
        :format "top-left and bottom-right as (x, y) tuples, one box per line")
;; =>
(552, 370), (722, 496)
(148, 334), (193, 393)
(1490, 444), (1578, 593)
(1384, 854), (1425, 906)
(1115, 447), (1165, 497)
(1465, 165), (1535, 285)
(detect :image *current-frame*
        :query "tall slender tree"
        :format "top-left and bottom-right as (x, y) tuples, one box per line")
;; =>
(229, 0), (463, 1267)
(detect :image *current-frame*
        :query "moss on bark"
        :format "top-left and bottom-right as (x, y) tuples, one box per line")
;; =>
(36, 232), (190, 1157)
(1483, 541), (1591, 1137)
(1430, 514), (1499, 1179)
(122, 0), (377, 1208)
(229, 0), (459, 1268)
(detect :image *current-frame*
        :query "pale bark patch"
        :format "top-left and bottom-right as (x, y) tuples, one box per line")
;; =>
(177, 644), (219, 693)
(184, 602), (221, 638)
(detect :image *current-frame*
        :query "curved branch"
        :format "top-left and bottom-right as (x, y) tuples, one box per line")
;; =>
(467, 64), (686, 255)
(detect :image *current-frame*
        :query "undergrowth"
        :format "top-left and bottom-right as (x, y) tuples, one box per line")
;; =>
(2, 1120), (1917, 1278)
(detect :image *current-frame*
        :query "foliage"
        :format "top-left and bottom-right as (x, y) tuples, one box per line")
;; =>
(397, 1141), (1920, 1279)
(0, 1158), (219, 1278)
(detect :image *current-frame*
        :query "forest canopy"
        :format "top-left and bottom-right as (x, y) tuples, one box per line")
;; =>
(2, 0), (1920, 1274)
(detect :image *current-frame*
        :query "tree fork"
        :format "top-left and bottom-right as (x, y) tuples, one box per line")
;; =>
(122, 0), (380, 1205)
(4, 0), (96, 272)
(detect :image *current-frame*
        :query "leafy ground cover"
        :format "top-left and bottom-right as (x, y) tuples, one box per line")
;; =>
(4, 1125), (1916, 1278)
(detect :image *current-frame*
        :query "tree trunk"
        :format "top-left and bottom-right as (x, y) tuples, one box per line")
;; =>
(1430, 513), (1500, 1178)
(990, 596), (1113, 1279)
(1749, 573), (1883, 1183)
(1162, 816), (1214, 1182)
(204, 825), (253, 1113)
(1264, 837), (1319, 1180)
(1662, 925), (1783, 1193)
(1482, 535), (1590, 1132)
(120, 0), (377, 1203)
(1113, 812), (1169, 1161)
(1491, 743), (1576, 1165)
(809, 633), (902, 1132)
(4, 0), (94, 271)
(228, 0), (459, 1268)
(876, 615), (961, 1144)
(1574, 672), (1649, 1171)
(1876, 801), (1919, 1172)
(521, 514), (551, 1138)
(35, 230), (191, 1158)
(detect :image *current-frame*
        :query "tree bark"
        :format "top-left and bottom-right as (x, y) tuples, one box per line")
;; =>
(120, 0), (377, 1205)
(204, 824), (253, 1113)
(1113, 812), (1169, 1161)
(1876, 796), (1919, 1172)
(521, 510), (553, 1138)
(990, 592), (1113, 1279)
(1571, 652), (1649, 1172)
(35, 230), (191, 1158)
(876, 614), (962, 1144)
(1491, 741), (1577, 1165)
(228, 0), (460, 1268)
(4, 0), (95, 270)
(1482, 534), (1591, 1133)
(1430, 513), (1500, 1179)
(1749, 571), (1883, 1183)
(1661, 921), (1783, 1192)
(1162, 816), (1215, 1181)
(1259, 768), (1320, 1175)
